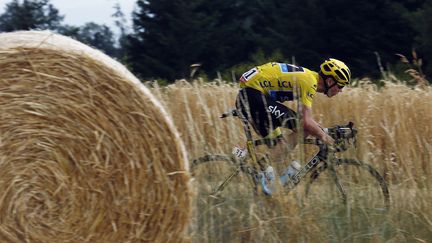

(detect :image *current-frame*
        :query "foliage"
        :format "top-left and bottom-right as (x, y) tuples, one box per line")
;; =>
(125, 0), (419, 83)
(0, 0), (120, 57)
(0, 0), (63, 31)
(410, 0), (432, 77)
(58, 23), (117, 57)
(112, 3), (129, 61)
(127, 0), (200, 80)
(0, 0), (431, 84)
(126, 0), (253, 81)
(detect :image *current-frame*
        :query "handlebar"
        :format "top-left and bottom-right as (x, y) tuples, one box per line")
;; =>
(326, 122), (357, 141)
(296, 122), (357, 152)
(317, 122), (358, 152)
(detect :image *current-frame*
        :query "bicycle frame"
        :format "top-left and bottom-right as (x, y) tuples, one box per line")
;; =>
(216, 109), (356, 195)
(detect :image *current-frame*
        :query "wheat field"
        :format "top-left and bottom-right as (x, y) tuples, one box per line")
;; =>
(151, 79), (432, 242)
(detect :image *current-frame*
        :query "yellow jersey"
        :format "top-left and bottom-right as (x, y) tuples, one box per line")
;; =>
(239, 62), (318, 107)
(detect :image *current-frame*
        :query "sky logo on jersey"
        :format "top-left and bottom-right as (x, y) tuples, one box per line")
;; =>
(267, 105), (285, 119)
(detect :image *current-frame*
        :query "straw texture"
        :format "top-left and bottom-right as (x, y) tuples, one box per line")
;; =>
(0, 31), (190, 242)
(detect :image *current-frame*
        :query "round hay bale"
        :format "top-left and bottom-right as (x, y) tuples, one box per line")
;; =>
(0, 31), (191, 242)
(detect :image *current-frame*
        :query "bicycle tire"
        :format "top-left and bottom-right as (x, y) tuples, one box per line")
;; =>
(191, 154), (258, 195)
(190, 154), (259, 242)
(305, 158), (390, 211)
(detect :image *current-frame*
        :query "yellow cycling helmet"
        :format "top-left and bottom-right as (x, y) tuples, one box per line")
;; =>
(320, 58), (351, 87)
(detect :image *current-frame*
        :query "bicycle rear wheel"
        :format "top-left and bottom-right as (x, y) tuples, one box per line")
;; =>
(190, 154), (258, 242)
(191, 154), (257, 196)
(305, 158), (390, 212)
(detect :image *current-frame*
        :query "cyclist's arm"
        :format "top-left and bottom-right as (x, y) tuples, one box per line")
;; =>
(301, 105), (335, 145)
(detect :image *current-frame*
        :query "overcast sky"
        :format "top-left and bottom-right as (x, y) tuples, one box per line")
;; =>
(0, 0), (137, 32)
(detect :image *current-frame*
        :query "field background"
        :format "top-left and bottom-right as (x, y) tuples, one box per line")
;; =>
(151, 80), (432, 242)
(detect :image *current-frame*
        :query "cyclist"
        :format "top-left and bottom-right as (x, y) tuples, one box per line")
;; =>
(235, 58), (351, 193)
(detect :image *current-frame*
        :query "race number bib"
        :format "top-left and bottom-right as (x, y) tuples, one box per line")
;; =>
(240, 67), (258, 82)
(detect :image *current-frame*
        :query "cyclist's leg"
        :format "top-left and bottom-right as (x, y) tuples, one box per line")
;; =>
(236, 87), (299, 135)
(236, 88), (299, 193)
(258, 93), (302, 162)
(235, 88), (275, 137)
(236, 87), (299, 154)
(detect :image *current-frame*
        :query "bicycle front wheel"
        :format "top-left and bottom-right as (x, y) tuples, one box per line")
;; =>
(305, 158), (390, 212)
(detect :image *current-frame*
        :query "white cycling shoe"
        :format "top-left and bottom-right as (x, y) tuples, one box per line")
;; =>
(259, 166), (276, 195)
(259, 161), (301, 195)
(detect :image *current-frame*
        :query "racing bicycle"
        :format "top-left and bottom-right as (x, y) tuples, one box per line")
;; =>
(191, 108), (390, 211)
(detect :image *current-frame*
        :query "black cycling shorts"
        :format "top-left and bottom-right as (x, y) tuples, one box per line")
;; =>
(235, 88), (297, 137)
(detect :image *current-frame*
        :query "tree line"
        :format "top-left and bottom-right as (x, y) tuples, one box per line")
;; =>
(1, 0), (431, 84)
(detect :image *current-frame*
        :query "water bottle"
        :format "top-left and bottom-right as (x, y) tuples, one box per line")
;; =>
(280, 160), (301, 185)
